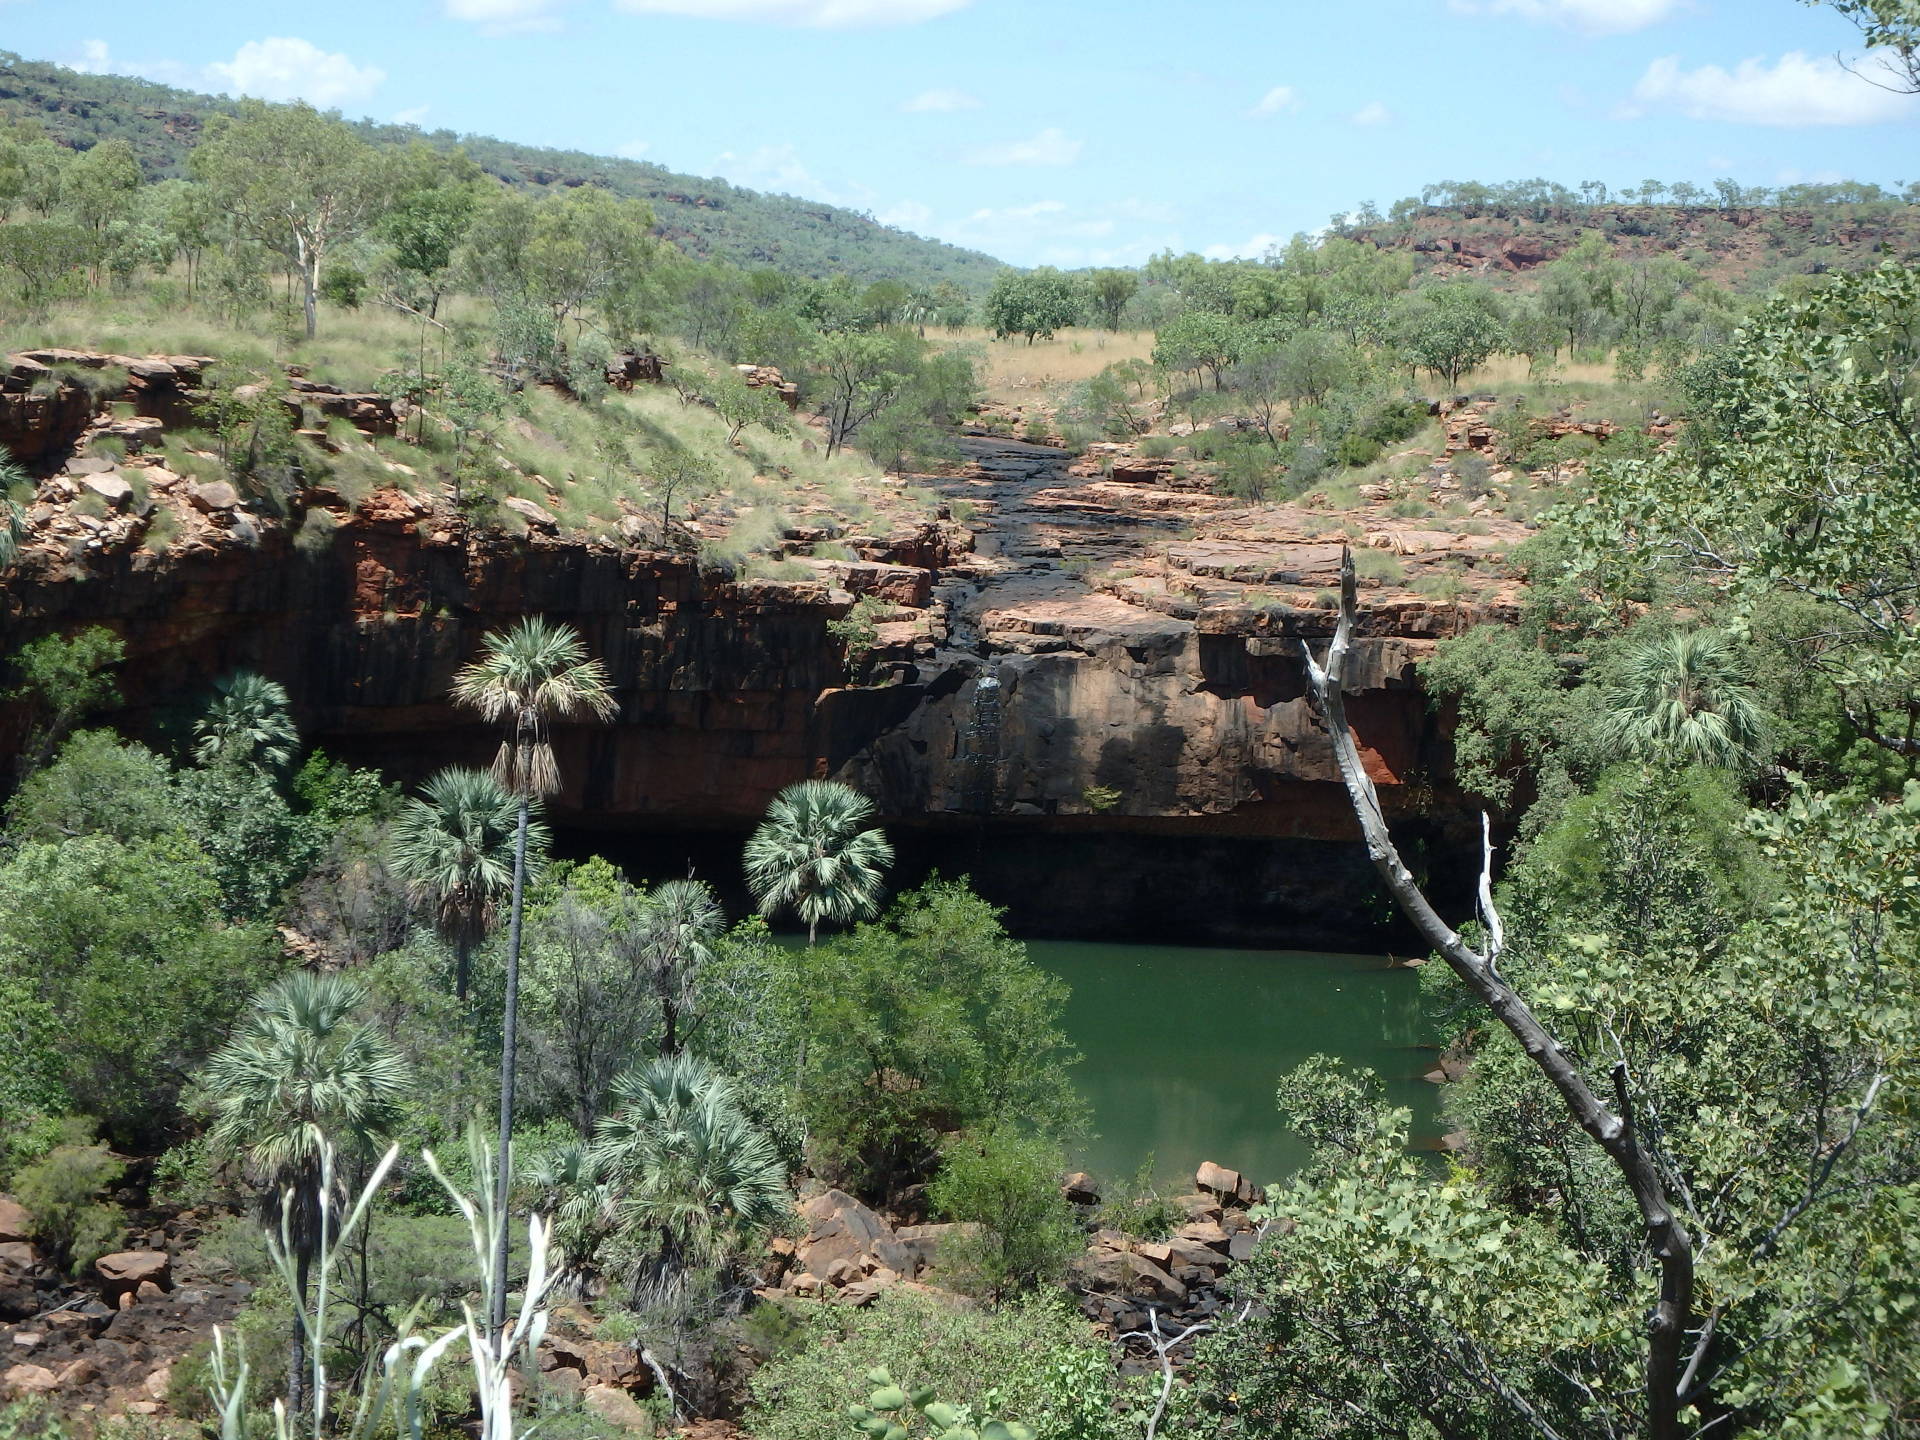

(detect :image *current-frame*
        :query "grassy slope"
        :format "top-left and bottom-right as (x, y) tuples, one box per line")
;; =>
(0, 50), (1006, 292)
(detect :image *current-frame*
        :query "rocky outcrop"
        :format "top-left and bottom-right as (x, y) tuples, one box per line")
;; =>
(3, 390), (1517, 944)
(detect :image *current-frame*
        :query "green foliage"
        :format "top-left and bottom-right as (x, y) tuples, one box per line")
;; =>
(0, 832), (280, 1144)
(1594, 627), (1767, 770)
(744, 779), (893, 943)
(192, 670), (299, 771)
(1570, 262), (1920, 763)
(5, 625), (125, 771)
(747, 1288), (1123, 1440)
(1422, 623), (1596, 810)
(565, 1052), (789, 1313)
(13, 1141), (126, 1273)
(794, 880), (1084, 1195)
(827, 595), (893, 670)
(983, 269), (1082, 344)
(1090, 1156), (1181, 1243)
(0, 975), (70, 1183)
(927, 1127), (1082, 1300)
(4, 728), (181, 844)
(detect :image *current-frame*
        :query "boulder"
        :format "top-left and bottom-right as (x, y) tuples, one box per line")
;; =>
(583, 1382), (652, 1430)
(1227, 1232), (1258, 1263)
(502, 496), (559, 533)
(1194, 1162), (1263, 1208)
(0, 1242), (35, 1272)
(1174, 1220), (1231, 1253)
(580, 1340), (645, 1389)
(79, 473), (133, 509)
(2, 1364), (57, 1396)
(1061, 1172), (1101, 1206)
(188, 480), (240, 512)
(797, 1189), (897, 1277)
(1077, 1250), (1185, 1307)
(96, 1251), (169, 1298)
(55, 1358), (99, 1388)
(0, 1196), (33, 1244)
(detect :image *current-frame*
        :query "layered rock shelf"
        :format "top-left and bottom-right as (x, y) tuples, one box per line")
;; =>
(0, 352), (1528, 945)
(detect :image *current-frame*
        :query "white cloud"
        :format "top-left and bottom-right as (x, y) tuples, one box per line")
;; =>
(443, 0), (565, 31)
(902, 87), (981, 113)
(615, 139), (652, 158)
(613, 0), (969, 26)
(1202, 233), (1281, 260)
(1628, 50), (1918, 126)
(1450, 0), (1680, 35)
(1248, 85), (1301, 117)
(207, 38), (385, 106)
(878, 200), (934, 230)
(713, 143), (827, 195)
(72, 39), (112, 74)
(965, 127), (1082, 166)
(391, 104), (431, 126)
(1350, 101), (1393, 126)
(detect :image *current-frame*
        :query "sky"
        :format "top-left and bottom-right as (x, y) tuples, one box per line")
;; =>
(4, 0), (1916, 267)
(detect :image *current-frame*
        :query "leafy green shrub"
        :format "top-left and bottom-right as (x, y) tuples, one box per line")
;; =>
(13, 1141), (125, 1273)
(1336, 433), (1383, 468)
(746, 1288), (1127, 1440)
(1093, 1156), (1182, 1242)
(927, 1127), (1083, 1300)
(796, 882), (1085, 1197)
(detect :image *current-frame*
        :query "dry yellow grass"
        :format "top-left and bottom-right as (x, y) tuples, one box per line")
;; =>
(1458, 354), (1622, 389)
(940, 326), (1156, 404)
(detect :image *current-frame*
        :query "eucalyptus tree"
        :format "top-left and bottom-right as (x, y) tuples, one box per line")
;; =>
(203, 971), (410, 1423)
(743, 779), (892, 945)
(388, 767), (535, 1002)
(450, 616), (617, 1339)
(193, 670), (300, 772)
(190, 101), (396, 339)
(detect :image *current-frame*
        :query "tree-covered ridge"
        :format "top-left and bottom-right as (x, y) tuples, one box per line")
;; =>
(0, 50), (1006, 291)
(1331, 175), (1920, 293)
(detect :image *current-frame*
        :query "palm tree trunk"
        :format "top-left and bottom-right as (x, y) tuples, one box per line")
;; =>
(289, 1249), (310, 1430)
(456, 934), (472, 1005)
(490, 795), (530, 1348)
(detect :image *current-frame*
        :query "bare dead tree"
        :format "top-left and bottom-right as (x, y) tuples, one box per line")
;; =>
(1299, 549), (1697, 1440)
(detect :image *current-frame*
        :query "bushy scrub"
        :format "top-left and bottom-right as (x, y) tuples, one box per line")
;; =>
(746, 1289), (1129, 1440)
(13, 1141), (125, 1273)
(794, 881), (1085, 1198)
(927, 1127), (1083, 1300)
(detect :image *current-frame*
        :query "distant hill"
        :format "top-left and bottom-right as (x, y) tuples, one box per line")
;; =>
(0, 50), (1008, 292)
(1342, 180), (1920, 292)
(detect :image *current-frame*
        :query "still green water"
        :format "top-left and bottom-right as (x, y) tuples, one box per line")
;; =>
(1028, 941), (1440, 1191)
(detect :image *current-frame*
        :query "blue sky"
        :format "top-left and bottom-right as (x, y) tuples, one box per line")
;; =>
(6, 0), (1916, 266)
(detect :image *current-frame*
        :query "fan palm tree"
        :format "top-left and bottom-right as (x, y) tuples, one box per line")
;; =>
(450, 616), (617, 1339)
(1597, 628), (1766, 770)
(742, 779), (893, 946)
(203, 972), (410, 1422)
(2, 455), (29, 572)
(587, 1053), (788, 1312)
(1, 497), (23, 571)
(193, 670), (300, 771)
(388, 767), (543, 1002)
(639, 878), (724, 1056)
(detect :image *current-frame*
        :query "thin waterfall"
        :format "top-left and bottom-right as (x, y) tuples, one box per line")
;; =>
(962, 673), (1001, 815)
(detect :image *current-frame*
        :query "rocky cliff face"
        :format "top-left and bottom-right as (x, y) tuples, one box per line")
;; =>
(2, 360), (1517, 948)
